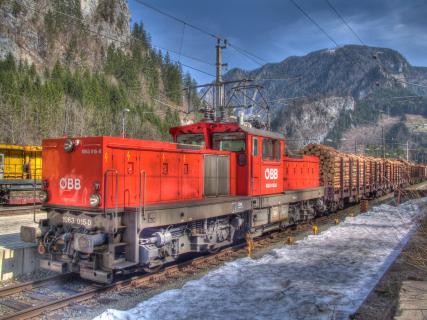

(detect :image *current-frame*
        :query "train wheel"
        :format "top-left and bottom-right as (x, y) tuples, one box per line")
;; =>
(207, 246), (221, 254)
(143, 264), (163, 274)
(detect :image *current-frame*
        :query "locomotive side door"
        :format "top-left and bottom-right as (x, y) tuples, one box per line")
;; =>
(251, 137), (261, 194)
(108, 149), (125, 208)
(260, 138), (283, 195)
(124, 150), (137, 207)
(0, 154), (4, 179)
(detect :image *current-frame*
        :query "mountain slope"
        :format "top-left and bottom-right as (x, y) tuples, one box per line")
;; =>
(0, 0), (200, 145)
(225, 45), (427, 154)
(0, 0), (130, 71)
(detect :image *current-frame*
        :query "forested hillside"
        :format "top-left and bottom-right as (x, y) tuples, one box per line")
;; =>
(0, 0), (200, 144)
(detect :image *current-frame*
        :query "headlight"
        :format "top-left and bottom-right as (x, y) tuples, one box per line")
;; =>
(64, 139), (74, 152)
(38, 190), (48, 202)
(89, 193), (101, 207)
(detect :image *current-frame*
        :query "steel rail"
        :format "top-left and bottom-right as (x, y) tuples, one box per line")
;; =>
(0, 247), (242, 320)
(0, 205), (41, 216)
(0, 187), (416, 320)
(0, 205), (41, 212)
(0, 284), (109, 320)
(0, 273), (73, 299)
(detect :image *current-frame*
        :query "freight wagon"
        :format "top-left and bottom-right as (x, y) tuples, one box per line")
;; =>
(302, 145), (427, 211)
(0, 144), (42, 205)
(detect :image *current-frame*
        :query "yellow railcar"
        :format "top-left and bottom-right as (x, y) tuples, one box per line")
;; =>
(0, 144), (42, 205)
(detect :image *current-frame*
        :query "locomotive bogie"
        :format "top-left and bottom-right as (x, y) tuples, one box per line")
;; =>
(139, 214), (247, 267)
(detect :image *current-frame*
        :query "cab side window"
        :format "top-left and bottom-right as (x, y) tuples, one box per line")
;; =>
(275, 140), (281, 160)
(253, 137), (258, 156)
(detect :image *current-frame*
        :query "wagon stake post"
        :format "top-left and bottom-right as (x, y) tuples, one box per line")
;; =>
(245, 233), (254, 257)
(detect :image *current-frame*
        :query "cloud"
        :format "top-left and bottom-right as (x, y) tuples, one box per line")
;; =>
(129, 0), (427, 83)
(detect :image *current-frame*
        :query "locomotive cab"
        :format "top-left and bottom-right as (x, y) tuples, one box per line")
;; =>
(170, 121), (285, 196)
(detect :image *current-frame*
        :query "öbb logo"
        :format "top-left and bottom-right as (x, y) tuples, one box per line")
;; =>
(60, 177), (81, 190)
(264, 168), (278, 180)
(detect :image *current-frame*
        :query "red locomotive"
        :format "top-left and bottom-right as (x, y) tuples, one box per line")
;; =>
(20, 120), (424, 283)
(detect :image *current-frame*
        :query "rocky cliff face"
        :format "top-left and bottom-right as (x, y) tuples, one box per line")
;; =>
(275, 96), (355, 149)
(224, 45), (427, 150)
(0, 0), (130, 70)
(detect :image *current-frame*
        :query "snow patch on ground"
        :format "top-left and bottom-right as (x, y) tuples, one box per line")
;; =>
(94, 199), (426, 320)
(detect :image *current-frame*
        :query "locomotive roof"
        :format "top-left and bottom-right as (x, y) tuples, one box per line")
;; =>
(170, 121), (285, 140)
(239, 125), (285, 140)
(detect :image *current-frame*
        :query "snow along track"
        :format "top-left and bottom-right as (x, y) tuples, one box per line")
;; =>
(95, 198), (427, 320)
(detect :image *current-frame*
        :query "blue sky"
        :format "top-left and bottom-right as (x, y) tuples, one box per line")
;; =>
(128, 0), (427, 84)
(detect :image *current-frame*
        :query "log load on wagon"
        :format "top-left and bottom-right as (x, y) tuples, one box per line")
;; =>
(302, 144), (425, 211)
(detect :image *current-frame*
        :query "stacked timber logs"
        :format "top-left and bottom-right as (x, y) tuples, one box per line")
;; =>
(302, 144), (427, 189)
(302, 144), (351, 187)
(302, 144), (397, 188)
(397, 159), (412, 181)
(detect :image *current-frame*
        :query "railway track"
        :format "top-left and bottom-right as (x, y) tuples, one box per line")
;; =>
(0, 193), (400, 320)
(0, 205), (41, 216)
(0, 247), (244, 320)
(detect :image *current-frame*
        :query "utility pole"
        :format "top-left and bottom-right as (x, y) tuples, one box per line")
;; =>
(215, 38), (227, 122)
(381, 126), (385, 158)
(406, 140), (409, 161)
(354, 140), (357, 154)
(187, 39), (269, 127)
(121, 108), (130, 138)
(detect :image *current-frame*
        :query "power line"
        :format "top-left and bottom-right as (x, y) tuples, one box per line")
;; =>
(229, 43), (267, 64)
(133, 0), (220, 40)
(151, 44), (214, 66)
(322, 1), (427, 91)
(177, 23), (186, 63)
(152, 97), (189, 114)
(254, 77), (302, 81)
(289, 0), (339, 47)
(229, 45), (263, 66)
(0, 3), (217, 105)
(323, 0), (365, 46)
(132, 0), (269, 68)
(180, 63), (215, 77)
(228, 43), (267, 66)
(268, 96), (307, 103)
(16, 2), (215, 77)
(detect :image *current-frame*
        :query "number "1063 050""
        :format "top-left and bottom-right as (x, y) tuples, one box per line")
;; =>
(63, 215), (92, 226)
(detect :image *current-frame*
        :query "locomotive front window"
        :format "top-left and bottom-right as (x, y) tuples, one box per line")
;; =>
(212, 132), (246, 152)
(263, 139), (282, 161)
(176, 134), (206, 146)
